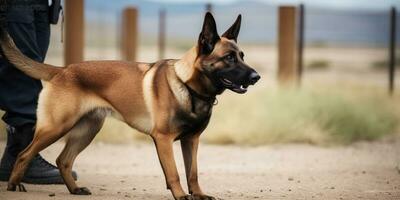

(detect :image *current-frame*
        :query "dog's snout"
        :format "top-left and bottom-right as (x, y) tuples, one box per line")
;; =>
(249, 72), (260, 85)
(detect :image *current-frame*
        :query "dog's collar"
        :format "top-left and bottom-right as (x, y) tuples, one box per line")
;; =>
(186, 85), (217, 105)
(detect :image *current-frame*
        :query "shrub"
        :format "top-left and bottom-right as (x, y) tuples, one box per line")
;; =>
(371, 57), (400, 70)
(307, 60), (330, 70)
(203, 89), (398, 145)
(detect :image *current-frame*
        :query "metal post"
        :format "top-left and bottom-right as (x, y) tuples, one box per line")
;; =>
(297, 4), (305, 86)
(389, 7), (397, 95)
(206, 3), (212, 13)
(158, 9), (166, 60)
(278, 6), (298, 85)
(64, 0), (84, 65)
(121, 7), (138, 62)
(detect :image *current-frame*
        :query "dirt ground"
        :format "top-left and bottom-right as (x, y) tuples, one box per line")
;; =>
(0, 138), (399, 200)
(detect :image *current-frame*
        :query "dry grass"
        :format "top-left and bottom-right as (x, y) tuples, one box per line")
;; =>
(204, 86), (398, 145)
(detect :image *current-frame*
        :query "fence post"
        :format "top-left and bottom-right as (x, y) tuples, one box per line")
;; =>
(389, 7), (397, 95)
(64, 0), (84, 65)
(206, 3), (213, 13)
(278, 6), (298, 85)
(121, 7), (138, 62)
(297, 4), (305, 86)
(158, 9), (166, 60)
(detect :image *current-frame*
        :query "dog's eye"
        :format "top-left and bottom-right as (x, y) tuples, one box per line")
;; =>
(225, 54), (236, 62)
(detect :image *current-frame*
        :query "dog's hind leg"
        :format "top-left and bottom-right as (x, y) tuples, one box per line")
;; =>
(56, 109), (106, 195)
(6, 87), (83, 192)
(7, 111), (80, 191)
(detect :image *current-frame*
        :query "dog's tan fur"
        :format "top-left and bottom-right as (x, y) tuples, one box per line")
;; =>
(0, 13), (259, 200)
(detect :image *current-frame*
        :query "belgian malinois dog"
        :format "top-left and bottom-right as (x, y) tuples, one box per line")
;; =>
(1, 12), (260, 200)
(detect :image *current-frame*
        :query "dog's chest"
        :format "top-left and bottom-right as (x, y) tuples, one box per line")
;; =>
(174, 99), (213, 138)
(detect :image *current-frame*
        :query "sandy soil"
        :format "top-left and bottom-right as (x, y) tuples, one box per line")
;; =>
(0, 138), (399, 200)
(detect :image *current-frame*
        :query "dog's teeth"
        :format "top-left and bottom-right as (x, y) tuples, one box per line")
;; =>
(240, 85), (248, 90)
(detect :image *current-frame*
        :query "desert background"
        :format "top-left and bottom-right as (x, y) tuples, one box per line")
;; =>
(1, 0), (400, 199)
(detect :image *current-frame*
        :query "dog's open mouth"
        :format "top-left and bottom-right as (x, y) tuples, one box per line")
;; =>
(221, 78), (249, 94)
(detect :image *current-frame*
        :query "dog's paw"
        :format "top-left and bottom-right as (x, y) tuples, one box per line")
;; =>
(176, 194), (194, 200)
(7, 183), (27, 192)
(191, 194), (217, 200)
(72, 187), (92, 195)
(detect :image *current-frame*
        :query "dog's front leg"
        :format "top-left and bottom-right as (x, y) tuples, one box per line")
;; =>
(152, 132), (190, 200)
(181, 136), (216, 200)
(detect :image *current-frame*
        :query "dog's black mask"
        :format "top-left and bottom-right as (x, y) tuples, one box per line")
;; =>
(203, 53), (259, 94)
(198, 13), (260, 94)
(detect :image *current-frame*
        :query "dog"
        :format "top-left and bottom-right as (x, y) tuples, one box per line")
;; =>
(0, 12), (260, 200)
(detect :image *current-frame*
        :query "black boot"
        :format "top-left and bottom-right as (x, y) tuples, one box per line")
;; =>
(0, 124), (78, 184)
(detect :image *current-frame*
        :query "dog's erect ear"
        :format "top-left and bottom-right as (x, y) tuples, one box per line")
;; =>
(222, 14), (242, 42)
(198, 12), (220, 55)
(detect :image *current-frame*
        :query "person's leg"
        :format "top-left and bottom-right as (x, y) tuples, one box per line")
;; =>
(0, 7), (42, 127)
(0, 5), (76, 184)
(34, 8), (50, 61)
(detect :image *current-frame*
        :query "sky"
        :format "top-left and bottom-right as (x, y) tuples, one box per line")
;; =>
(153, 0), (400, 10)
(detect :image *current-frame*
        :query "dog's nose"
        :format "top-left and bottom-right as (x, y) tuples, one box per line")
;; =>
(249, 72), (260, 85)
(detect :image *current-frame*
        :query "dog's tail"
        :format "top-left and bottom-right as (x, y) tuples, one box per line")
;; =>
(0, 19), (61, 81)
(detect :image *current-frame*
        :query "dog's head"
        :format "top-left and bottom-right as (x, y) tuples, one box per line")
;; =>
(195, 12), (260, 94)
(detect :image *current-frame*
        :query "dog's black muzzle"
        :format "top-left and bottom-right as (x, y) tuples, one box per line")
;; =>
(219, 69), (260, 94)
(203, 64), (261, 94)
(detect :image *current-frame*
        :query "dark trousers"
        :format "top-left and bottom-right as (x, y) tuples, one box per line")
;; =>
(0, 3), (50, 127)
